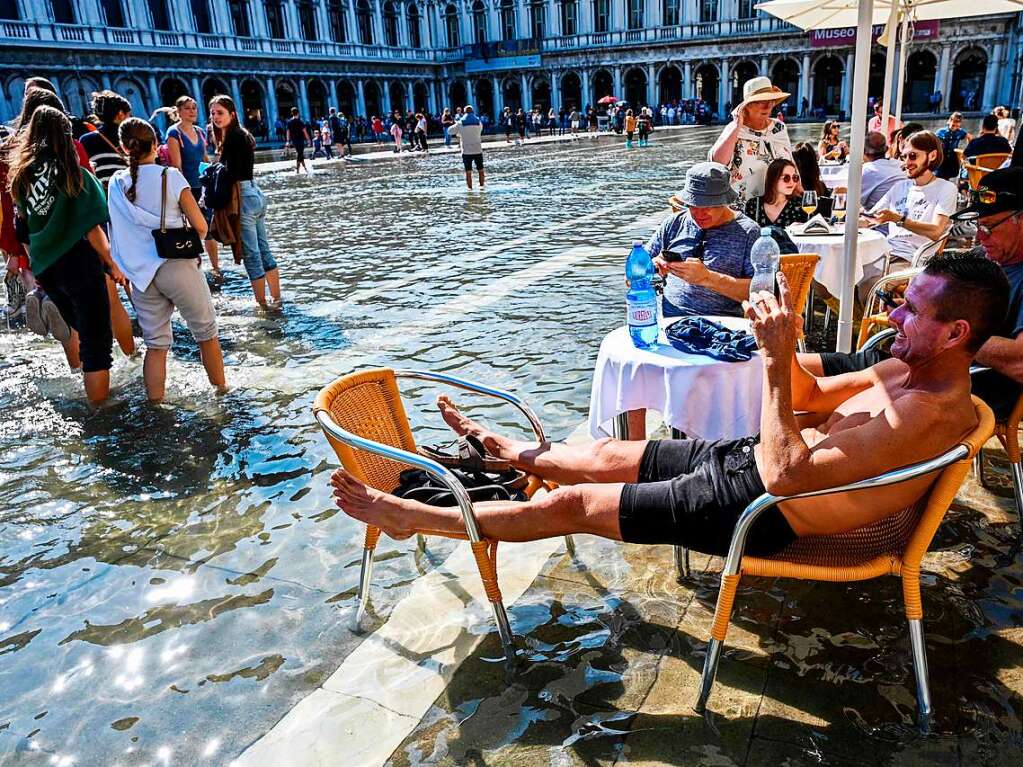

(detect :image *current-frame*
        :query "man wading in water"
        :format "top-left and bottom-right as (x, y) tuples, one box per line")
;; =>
(331, 255), (1006, 556)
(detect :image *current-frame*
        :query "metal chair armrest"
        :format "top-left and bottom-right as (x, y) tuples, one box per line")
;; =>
(395, 368), (547, 442)
(719, 444), (970, 576)
(861, 327), (897, 353)
(314, 409), (487, 542)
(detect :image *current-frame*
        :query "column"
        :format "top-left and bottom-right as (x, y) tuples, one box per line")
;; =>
(938, 44), (952, 111)
(647, 62), (656, 108)
(547, 0), (558, 35)
(191, 75), (207, 125)
(356, 79), (367, 116)
(101, 72), (114, 91)
(580, 69), (590, 108)
(297, 78), (310, 118)
(613, 66), (622, 98)
(286, 1), (302, 38)
(493, 75), (503, 113)
(265, 76), (279, 123)
(982, 41), (1003, 111)
(381, 78), (390, 111)
(251, 0), (270, 37)
(760, 55), (769, 77)
(841, 51), (854, 117)
(612, 0), (625, 31)
(719, 59), (729, 118)
(648, 0), (661, 28)
(146, 73), (161, 113)
(517, 0), (529, 39)
(683, 61), (691, 99)
(374, 0), (386, 45)
(801, 53), (812, 111)
(347, 2), (360, 43)
(521, 73), (530, 108)
(579, 0), (592, 34)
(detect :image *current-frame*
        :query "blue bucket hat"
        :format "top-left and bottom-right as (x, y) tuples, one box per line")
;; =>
(677, 161), (738, 208)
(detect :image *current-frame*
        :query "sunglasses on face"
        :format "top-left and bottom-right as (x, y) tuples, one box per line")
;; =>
(901, 151), (925, 162)
(780, 173), (800, 183)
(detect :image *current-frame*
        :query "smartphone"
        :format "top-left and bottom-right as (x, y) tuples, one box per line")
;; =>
(662, 250), (683, 262)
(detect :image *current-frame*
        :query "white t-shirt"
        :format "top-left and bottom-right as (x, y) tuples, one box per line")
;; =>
(871, 176), (957, 262)
(998, 117), (1016, 142)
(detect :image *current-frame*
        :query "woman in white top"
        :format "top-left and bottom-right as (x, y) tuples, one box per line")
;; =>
(995, 106), (1016, 144)
(709, 76), (793, 203)
(107, 117), (226, 402)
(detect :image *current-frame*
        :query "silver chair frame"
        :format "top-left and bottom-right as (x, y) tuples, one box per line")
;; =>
(315, 369), (574, 670)
(694, 443), (971, 730)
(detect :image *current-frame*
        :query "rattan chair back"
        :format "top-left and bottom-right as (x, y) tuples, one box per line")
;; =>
(313, 368), (417, 492)
(778, 253), (819, 314)
(963, 153), (1012, 190)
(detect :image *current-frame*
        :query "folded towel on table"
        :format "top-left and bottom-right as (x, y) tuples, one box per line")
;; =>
(665, 316), (759, 362)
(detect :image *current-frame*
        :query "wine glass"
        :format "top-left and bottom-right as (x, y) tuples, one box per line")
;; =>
(802, 190), (818, 218)
(832, 191), (847, 224)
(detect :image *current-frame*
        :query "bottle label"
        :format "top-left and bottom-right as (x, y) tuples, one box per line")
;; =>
(627, 299), (657, 325)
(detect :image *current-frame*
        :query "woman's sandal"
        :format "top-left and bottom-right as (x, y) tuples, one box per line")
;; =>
(417, 435), (511, 473)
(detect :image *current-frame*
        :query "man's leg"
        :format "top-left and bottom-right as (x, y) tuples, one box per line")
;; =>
(464, 170), (473, 189)
(437, 396), (646, 485)
(332, 469), (624, 542)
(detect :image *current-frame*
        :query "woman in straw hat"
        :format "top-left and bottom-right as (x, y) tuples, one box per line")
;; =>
(709, 76), (793, 204)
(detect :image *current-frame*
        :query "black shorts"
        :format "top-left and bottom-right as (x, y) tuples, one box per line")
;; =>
(291, 141), (305, 158)
(462, 153), (484, 171)
(818, 348), (887, 376)
(35, 239), (113, 373)
(619, 436), (796, 557)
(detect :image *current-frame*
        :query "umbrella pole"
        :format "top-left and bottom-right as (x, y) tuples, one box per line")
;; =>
(880, 3), (900, 138)
(836, 0), (876, 353)
(894, 14), (911, 125)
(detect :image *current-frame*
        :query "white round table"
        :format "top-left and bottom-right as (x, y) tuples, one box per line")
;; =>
(787, 226), (891, 298)
(587, 316), (763, 441)
(819, 162), (849, 189)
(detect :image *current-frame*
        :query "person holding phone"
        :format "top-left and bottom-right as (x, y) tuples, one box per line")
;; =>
(644, 163), (760, 318)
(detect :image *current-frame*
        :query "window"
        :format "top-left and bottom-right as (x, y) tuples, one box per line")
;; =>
(662, 0), (678, 26)
(384, 1), (398, 45)
(472, 0), (486, 44)
(327, 0), (346, 41)
(699, 0), (716, 23)
(560, 0), (576, 35)
(500, 0), (515, 41)
(229, 0), (251, 35)
(408, 4), (421, 48)
(529, 1), (544, 39)
(593, 0), (608, 33)
(357, 0), (373, 44)
(627, 0), (642, 29)
(444, 3), (459, 46)
(100, 0), (125, 26)
(738, 0), (756, 18)
(0, 0), (19, 20)
(264, 1), (286, 37)
(191, 0), (212, 33)
(148, 0), (171, 29)
(51, 0), (76, 23)
(298, 0), (317, 39)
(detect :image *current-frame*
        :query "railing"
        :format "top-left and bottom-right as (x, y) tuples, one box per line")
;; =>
(0, 16), (806, 62)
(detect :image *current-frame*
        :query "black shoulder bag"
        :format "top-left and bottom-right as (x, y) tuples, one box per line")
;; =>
(151, 167), (204, 260)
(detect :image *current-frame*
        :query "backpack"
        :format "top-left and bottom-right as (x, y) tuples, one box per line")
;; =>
(200, 162), (233, 211)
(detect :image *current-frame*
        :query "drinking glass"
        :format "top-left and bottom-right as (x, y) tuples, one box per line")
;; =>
(802, 190), (818, 217)
(832, 191), (847, 222)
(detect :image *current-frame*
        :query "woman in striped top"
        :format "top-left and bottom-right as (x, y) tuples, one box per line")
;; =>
(78, 89), (136, 357)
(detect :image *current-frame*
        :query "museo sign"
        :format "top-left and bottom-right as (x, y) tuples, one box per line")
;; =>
(809, 19), (940, 48)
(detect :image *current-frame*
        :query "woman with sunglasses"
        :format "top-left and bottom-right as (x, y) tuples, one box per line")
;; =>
(743, 159), (810, 228)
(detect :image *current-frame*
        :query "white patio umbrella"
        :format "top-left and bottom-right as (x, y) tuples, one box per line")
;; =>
(756, 0), (1023, 351)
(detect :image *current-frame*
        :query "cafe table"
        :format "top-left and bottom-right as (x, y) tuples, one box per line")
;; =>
(588, 315), (762, 441)
(819, 161), (849, 190)
(787, 224), (891, 298)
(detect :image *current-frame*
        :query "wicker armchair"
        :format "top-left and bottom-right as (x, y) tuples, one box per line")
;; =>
(961, 152), (1012, 192)
(694, 397), (994, 728)
(973, 390), (1023, 517)
(778, 253), (819, 351)
(313, 368), (573, 669)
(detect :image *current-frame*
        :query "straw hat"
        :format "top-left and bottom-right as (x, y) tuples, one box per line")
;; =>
(737, 76), (789, 110)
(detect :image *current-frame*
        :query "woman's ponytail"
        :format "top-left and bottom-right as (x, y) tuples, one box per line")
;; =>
(117, 117), (157, 203)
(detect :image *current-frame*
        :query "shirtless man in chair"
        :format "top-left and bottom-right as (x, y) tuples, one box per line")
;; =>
(331, 254), (1008, 556)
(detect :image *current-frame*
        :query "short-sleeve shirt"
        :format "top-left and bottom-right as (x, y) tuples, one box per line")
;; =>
(719, 119), (793, 203)
(286, 117), (306, 144)
(963, 133), (1012, 158)
(645, 211), (759, 317)
(871, 176), (957, 262)
(935, 127), (968, 178)
(971, 262), (1023, 420)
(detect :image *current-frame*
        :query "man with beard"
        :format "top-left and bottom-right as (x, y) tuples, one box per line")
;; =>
(330, 255), (1006, 558)
(857, 130), (957, 302)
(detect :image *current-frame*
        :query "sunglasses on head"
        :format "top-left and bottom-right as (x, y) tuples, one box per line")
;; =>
(977, 188), (1018, 206)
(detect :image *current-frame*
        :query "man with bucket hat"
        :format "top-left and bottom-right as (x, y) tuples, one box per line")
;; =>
(645, 162), (761, 318)
(802, 167), (1023, 421)
(710, 76), (793, 203)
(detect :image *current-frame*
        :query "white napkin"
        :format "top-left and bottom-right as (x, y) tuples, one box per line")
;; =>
(800, 214), (833, 235)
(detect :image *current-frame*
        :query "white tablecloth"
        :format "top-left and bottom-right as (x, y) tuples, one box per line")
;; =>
(819, 163), (849, 189)
(588, 316), (763, 441)
(788, 227), (891, 297)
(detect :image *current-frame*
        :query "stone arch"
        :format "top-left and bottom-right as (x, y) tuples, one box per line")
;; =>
(159, 76), (188, 107)
(771, 58), (799, 110)
(307, 78), (329, 119)
(114, 76), (149, 116)
(363, 80), (382, 117)
(413, 80), (430, 112)
(693, 63), (719, 110)
(904, 49), (937, 113)
(501, 77), (521, 112)
(62, 74), (100, 120)
(658, 64), (682, 103)
(239, 78), (266, 137)
(812, 54), (843, 115)
(202, 77), (229, 107)
(275, 79), (298, 120)
(530, 76), (550, 111)
(730, 60), (758, 107)
(337, 80), (357, 116)
(591, 68), (613, 105)
(950, 46), (987, 111)
(474, 77), (494, 118)
(560, 71), (581, 111)
(450, 79), (468, 109)
(388, 80), (406, 112)
(623, 67), (646, 107)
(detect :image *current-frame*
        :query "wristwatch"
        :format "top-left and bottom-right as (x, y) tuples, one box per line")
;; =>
(899, 213), (907, 225)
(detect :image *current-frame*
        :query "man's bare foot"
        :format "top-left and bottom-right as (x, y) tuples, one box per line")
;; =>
(331, 469), (416, 540)
(436, 395), (511, 460)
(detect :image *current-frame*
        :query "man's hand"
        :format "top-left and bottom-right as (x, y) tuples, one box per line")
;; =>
(652, 254), (669, 277)
(872, 209), (903, 225)
(742, 272), (800, 361)
(666, 257), (710, 286)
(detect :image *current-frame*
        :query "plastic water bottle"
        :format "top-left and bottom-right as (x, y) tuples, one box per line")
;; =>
(626, 241), (658, 348)
(749, 227), (780, 299)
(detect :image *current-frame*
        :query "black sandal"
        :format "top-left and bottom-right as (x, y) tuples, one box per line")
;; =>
(417, 435), (510, 473)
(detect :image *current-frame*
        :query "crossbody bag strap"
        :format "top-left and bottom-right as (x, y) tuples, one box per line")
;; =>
(159, 166), (168, 232)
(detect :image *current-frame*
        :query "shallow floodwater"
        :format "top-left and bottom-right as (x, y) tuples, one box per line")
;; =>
(2, 126), (1021, 766)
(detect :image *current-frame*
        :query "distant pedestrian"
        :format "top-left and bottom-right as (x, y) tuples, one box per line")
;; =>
(285, 107), (309, 174)
(415, 112), (428, 152)
(448, 104), (485, 190)
(389, 118), (402, 152)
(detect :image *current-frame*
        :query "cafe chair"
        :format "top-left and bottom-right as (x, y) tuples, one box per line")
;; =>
(961, 152), (1012, 197)
(694, 397), (994, 730)
(973, 388), (1023, 519)
(778, 253), (819, 351)
(313, 368), (574, 670)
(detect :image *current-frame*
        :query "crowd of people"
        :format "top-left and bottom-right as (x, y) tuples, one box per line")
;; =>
(2, 78), (282, 405)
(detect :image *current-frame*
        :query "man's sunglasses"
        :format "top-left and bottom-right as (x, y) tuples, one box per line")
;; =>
(976, 211), (1021, 237)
